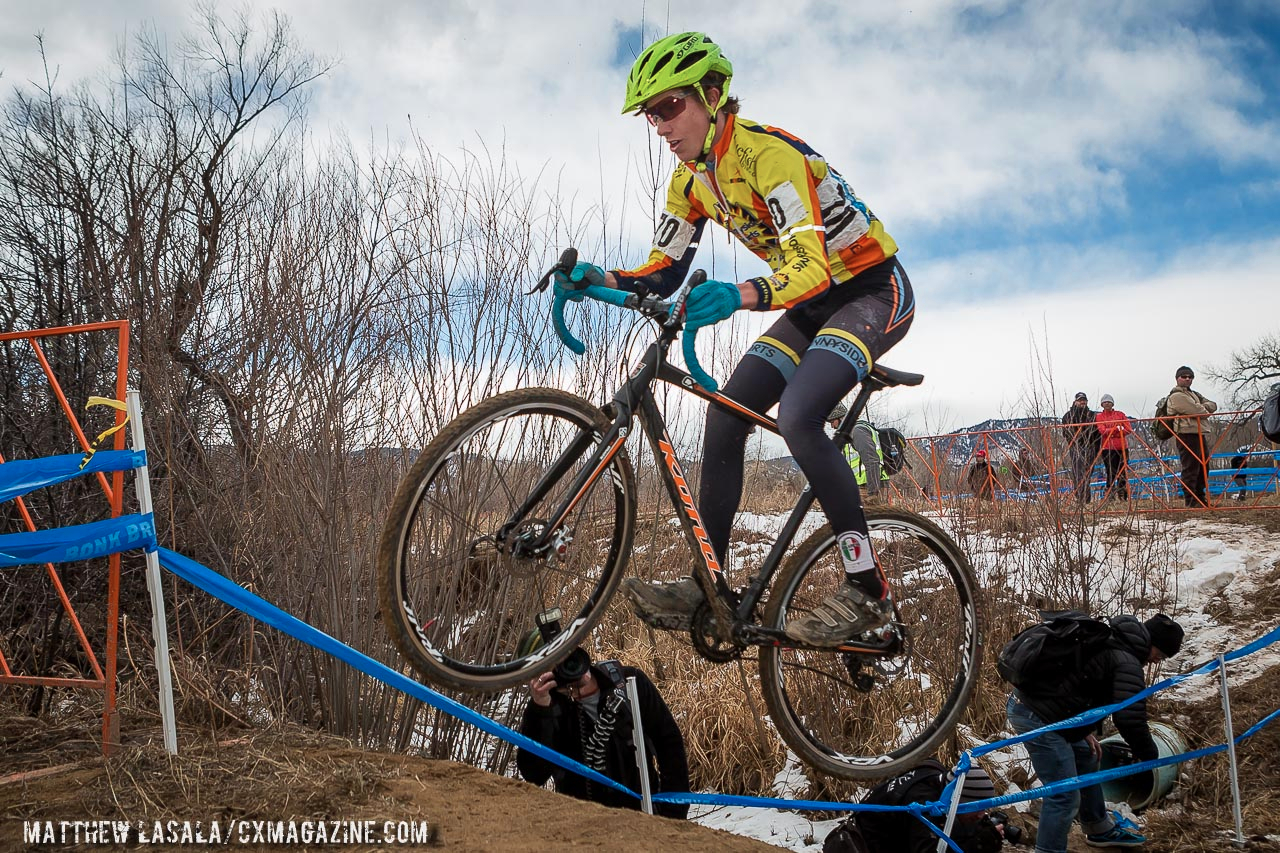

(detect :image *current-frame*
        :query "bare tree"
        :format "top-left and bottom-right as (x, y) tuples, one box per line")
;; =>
(1210, 332), (1280, 408)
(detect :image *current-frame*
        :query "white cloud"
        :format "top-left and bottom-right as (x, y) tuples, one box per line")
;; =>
(2, 0), (1276, 442)
(890, 237), (1280, 432)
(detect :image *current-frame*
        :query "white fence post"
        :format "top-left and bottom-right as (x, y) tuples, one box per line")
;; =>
(625, 676), (654, 815)
(935, 762), (966, 853)
(1217, 654), (1245, 846)
(126, 390), (178, 755)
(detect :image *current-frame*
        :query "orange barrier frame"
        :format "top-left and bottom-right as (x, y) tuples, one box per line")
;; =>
(0, 320), (130, 753)
(887, 410), (1276, 515)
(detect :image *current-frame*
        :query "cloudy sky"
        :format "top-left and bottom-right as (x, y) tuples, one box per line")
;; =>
(3, 1), (1278, 434)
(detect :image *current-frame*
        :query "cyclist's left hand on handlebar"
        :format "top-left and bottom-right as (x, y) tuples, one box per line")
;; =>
(553, 261), (607, 302)
(684, 279), (741, 330)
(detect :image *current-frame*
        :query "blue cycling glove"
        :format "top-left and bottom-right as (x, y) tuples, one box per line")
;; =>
(552, 261), (607, 302)
(684, 279), (742, 330)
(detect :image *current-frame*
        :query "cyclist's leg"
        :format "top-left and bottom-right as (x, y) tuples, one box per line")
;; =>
(623, 320), (801, 626)
(698, 331), (797, 561)
(780, 258), (915, 644)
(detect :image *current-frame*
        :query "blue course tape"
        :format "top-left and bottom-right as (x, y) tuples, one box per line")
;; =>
(4, 444), (1278, 843)
(974, 622), (1280, 759)
(153, 542), (969, 851)
(0, 450), (147, 504)
(151, 539), (1280, 842)
(0, 512), (156, 568)
(155, 547), (631, 798)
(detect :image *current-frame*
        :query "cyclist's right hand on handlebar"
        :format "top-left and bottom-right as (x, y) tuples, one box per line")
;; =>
(553, 261), (607, 302)
(683, 278), (741, 330)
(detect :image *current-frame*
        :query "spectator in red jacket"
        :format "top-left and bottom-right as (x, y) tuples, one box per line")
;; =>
(1095, 394), (1132, 500)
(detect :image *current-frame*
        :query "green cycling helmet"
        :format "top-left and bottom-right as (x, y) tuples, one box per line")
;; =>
(621, 31), (733, 116)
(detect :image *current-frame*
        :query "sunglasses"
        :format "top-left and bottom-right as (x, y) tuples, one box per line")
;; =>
(641, 93), (691, 126)
(1177, 375), (1193, 380)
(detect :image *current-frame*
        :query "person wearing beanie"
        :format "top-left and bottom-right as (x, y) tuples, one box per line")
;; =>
(966, 446), (996, 501)
(1145, 613), (1184, 658)
(1061, 392), (1100, 503)
(1095, 394), (1133, 501)
(1164, 366), (1218, 507)
(825, 761), (1006, 853)
(1006, 612), (1187, 852)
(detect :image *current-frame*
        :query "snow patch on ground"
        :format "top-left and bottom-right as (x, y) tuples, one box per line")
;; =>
(692, 514), (1280, 850)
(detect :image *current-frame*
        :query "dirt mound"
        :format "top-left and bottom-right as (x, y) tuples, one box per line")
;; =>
(0, 715), (779, 852)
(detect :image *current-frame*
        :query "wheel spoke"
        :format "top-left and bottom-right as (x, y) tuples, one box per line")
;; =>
(760, 508), (981, 779)
(377, 389), (634, 692)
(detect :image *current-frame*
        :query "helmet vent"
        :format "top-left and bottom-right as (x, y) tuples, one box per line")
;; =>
(650, 53), (673, 75)
(674, 50), (708, 74)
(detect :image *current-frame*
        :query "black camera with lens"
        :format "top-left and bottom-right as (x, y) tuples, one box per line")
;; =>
(987, 811), (1023, 846)
(535, 608), (592, 687)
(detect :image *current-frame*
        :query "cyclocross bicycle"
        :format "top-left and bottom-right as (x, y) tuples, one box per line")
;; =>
(378, 249), (982, 779)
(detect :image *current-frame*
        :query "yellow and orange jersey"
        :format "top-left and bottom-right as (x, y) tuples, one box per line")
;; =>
(614, 114), (897, 310)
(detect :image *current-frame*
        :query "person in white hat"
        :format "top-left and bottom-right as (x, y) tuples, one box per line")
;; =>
(1095, 394), (1133, 500)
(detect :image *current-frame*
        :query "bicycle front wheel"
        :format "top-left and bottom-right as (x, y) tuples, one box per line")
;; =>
(377, 388), (636, 692)
(760, 507), (982, 779)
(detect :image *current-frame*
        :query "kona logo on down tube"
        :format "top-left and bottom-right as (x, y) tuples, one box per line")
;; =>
(657, 438), (722, 576)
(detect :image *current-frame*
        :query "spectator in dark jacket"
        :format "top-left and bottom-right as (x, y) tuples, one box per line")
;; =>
(1006, 613), (1185, 853)
(1061, 392), (1100, 503)
(966, 448), (996, 500)
(517, 657), (690, 819)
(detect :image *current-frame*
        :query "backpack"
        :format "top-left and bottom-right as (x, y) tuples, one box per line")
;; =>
(1151, 397), (1173, 442)
(996, 613), (1115, 694)
(835, 759), (1003, 853)
(876, 427), (908, 475)
(848, 759), (946, 851)
(1261, 384), (1280, 444)
(822, 819), (871, 853)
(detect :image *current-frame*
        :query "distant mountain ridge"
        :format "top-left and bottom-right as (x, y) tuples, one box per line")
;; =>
(762, 415), (1169, 468)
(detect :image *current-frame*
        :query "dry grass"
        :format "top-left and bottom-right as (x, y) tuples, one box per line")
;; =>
(6, 474), (1280, 850)
(0, 698), (777, 853)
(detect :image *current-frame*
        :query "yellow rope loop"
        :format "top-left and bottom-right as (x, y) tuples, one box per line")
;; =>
(78, 396), (130, 471)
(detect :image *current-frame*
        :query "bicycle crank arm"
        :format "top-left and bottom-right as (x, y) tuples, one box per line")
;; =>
(746, 625), (904, 656)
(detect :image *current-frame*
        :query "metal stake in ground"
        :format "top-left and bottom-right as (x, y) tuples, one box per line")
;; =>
(625, 676), (653, 815)
(127, 389), (178, 755)
(1218, 654), (1244, 847)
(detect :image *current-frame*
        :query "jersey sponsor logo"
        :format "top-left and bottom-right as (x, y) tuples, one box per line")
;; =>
(653, 212), (697, 260)
(766, 181), (807, 234)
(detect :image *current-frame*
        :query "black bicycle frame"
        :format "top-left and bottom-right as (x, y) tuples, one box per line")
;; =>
(515, 316), (887, 628)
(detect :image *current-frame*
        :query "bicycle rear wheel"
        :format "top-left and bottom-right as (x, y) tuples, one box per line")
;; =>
(760, 507), (982, 779)
(377, 388), (636, 692)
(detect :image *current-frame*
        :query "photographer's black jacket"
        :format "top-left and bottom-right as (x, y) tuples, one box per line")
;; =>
(516, 663), (690, 819)
(1013, 615), (1160, 761)
(851, 764), (1002, 853)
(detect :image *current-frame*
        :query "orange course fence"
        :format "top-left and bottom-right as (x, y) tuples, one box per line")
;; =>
(0, 321), (130, 752)
(888, 409), (1277, 515)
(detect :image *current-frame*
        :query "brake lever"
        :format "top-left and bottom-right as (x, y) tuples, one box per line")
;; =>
(664, 269), (708, 328)
(528, 247), (579, 295)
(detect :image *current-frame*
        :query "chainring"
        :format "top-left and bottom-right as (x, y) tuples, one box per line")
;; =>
(689, 601), (742, 663)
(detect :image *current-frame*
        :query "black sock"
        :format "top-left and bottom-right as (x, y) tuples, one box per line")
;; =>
(845, 569), (886, 599)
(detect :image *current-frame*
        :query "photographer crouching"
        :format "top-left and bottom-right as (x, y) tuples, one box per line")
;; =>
(823, 763), (1019, 853)
(515, 613), (690, 819)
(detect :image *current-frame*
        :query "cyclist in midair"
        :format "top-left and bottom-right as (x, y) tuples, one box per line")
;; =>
(552, 32), (915, 646)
